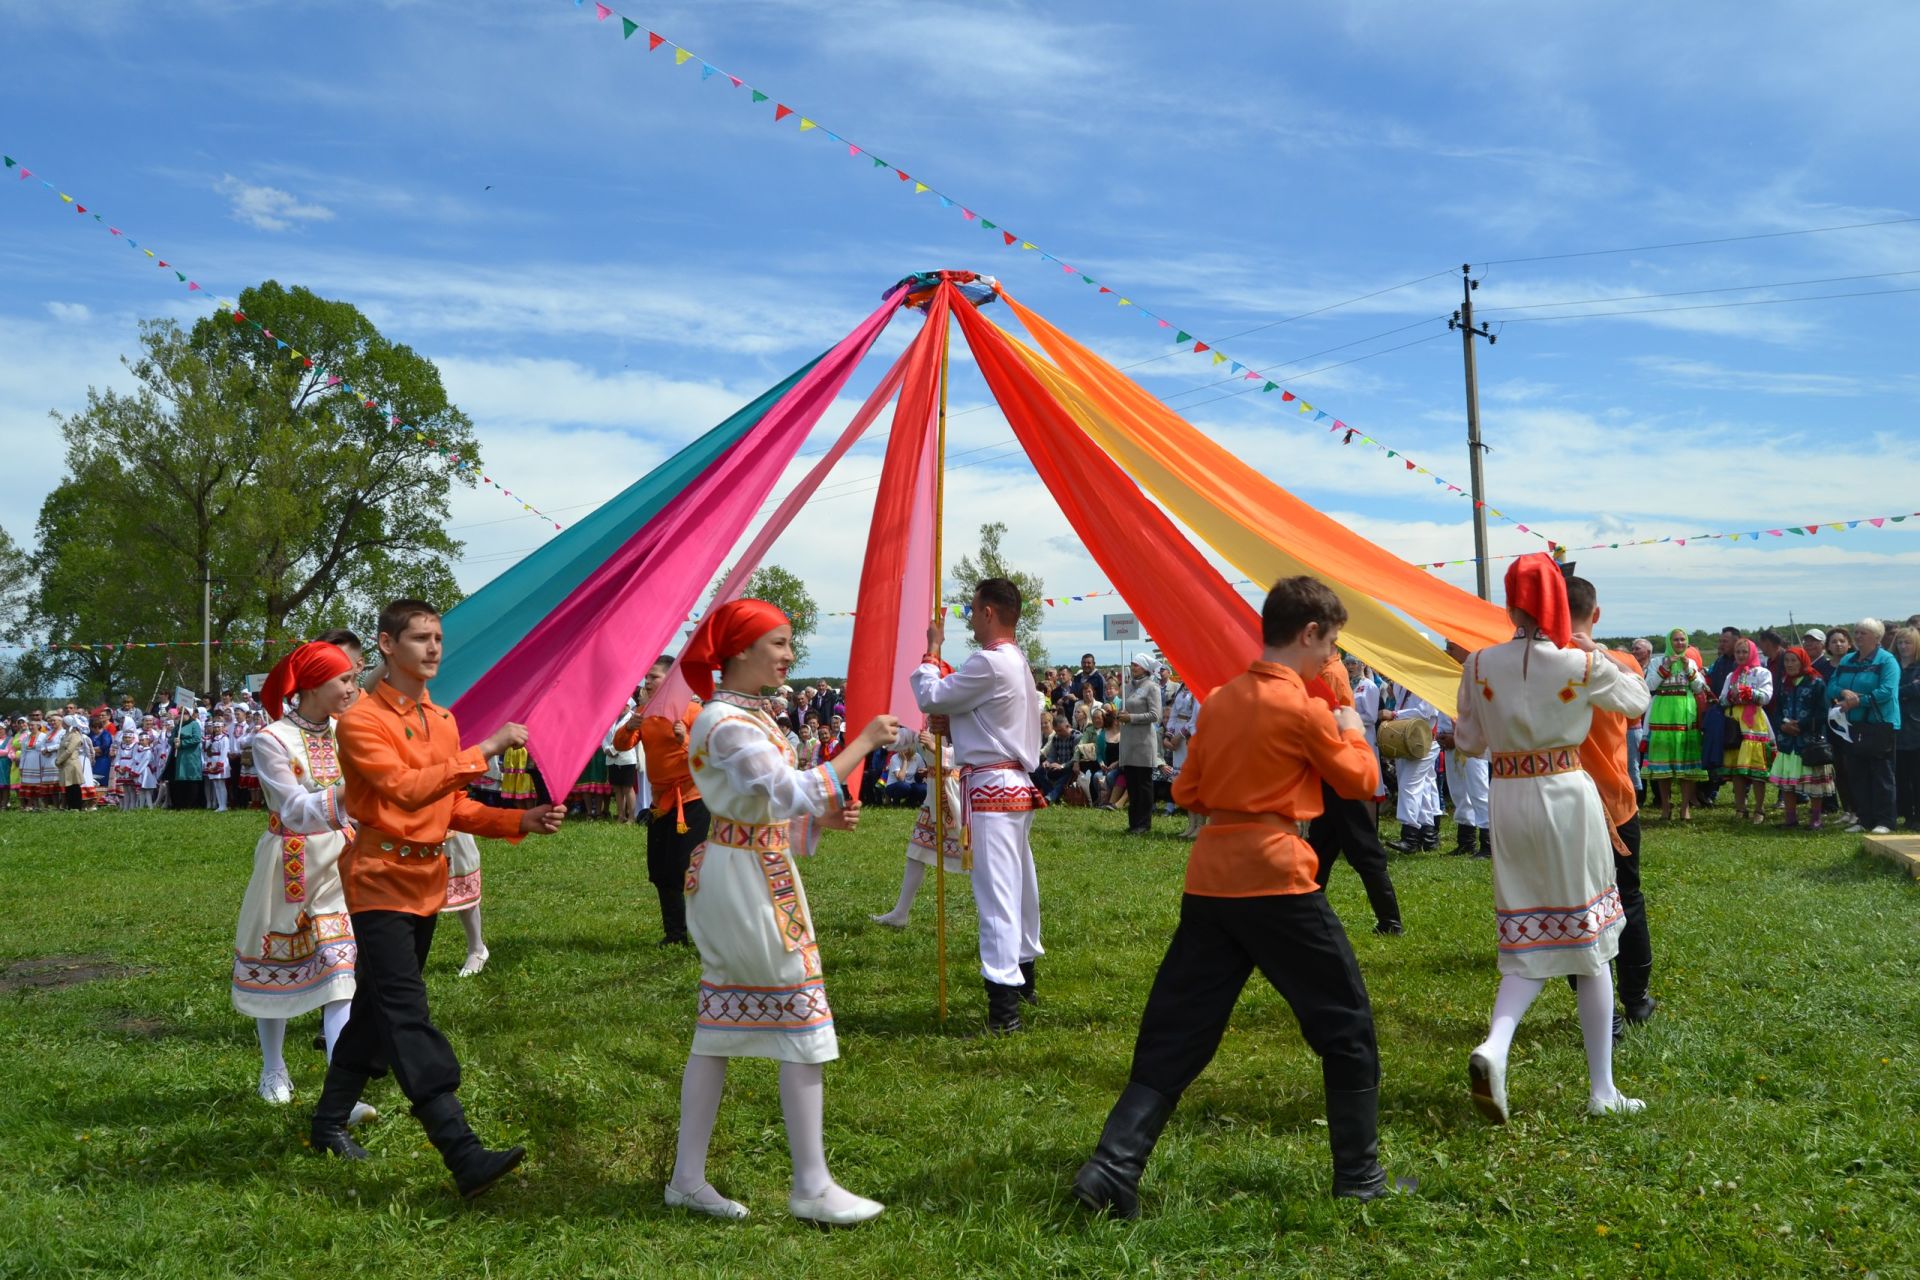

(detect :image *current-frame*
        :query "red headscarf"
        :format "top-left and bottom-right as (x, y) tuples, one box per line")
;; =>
(259, 641), (355, 720)
(1503, 553), (1572, 648)
(1785, 645), (1817, 683)
(678, 599), (789, 699)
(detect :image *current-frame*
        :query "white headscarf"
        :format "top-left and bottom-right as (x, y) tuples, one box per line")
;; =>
(1131, 652), (1158, 675)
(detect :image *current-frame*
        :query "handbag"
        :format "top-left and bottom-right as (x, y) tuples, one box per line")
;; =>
(1799, 736), (1833, 767)
(1856, 702), (1897, 757)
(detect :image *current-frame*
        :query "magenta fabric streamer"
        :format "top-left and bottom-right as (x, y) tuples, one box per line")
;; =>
(450, 289), (905, 793)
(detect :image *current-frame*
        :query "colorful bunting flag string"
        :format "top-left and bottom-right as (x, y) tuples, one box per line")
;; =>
(2, 149), (565, 531)
(1419, 508), (1920, 570)
(569, 3), (1551, 544)
(3, 637), (319, 654)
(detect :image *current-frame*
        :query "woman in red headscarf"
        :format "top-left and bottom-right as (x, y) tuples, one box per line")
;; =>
(1768, 645), (1833, 830)
(1450, 555), (1652, 1124)
(663, 599), (901, 1228)
(1718, 635), (1776, 822)
(230, 641), (370, 1112)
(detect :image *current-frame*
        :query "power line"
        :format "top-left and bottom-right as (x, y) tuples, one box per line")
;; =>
(1493, 282), (1920, 324)
(1477, 213), (1920, 267)
(1478, 266), (1920, 314)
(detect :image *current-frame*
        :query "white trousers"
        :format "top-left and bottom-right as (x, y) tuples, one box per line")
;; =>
(1449, 751), (1491, 827)
(968, 808), (1043, 987)
(1395, 750), (1442, 824)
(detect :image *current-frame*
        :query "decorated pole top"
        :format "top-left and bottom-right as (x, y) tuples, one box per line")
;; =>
(891, 271), (999, 311)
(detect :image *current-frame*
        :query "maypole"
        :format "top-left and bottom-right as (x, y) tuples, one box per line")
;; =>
(930, 300), (952, 1025)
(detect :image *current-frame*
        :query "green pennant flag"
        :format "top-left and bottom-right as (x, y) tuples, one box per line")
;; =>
(621, 17), (638, 37)
(980, 219), (996, 230)
(1262, 381), (1277, 392)
(1787, 527), (1806, 535)
(2, 156), (14, 168)
(175, 271), (186, 282)
(1175, 331), (1191, 343)
(871, 157), (887, 168)
(1081, 275), (1095, 285)
(751, 90), (769, 103)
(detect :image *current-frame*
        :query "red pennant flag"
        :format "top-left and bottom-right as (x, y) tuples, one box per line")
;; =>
(75, 204), (86, 213)
(1405, 460), (1415, 471)
(896, 170), (913, 182)
(1192, 342), (1210, 353)
(157, 260), (169, 269)
(1280, 391), (1296, 402)
(774, 104), (794, 121)
(648, 31), (663, 49)
(1098, 286), (1112, 294)
(1002, 231), (1016, 245)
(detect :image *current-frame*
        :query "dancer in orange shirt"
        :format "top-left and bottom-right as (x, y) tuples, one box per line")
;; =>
(309, 599), (566, 1199)
(1073, 577), (1390, 1218)
(612, 655), (707, 946)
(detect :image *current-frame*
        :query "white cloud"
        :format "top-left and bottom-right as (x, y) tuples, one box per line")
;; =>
(215, 174), (336, 232)
(44, 301), (91, 323)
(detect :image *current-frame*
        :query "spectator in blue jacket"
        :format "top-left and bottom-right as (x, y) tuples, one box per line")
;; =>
(1827, 619), (1901, 834)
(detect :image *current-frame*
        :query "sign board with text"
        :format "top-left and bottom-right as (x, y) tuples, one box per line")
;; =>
(1102, 613), (1140, 643)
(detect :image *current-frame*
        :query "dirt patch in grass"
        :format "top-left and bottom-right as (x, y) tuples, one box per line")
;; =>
(0, 954), (142, 994)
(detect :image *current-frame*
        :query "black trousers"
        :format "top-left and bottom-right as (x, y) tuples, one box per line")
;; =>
(1128, 893), (1379, 1099)
(1309, 784), (1400, 927)
(647, 799), (710, 940)
(331, 910), (461, 1106)
(1897, 749), (1920, 825)
(1845, 741), (1898, 830)
(171, 778), (204, 810)
(1613, 814), (1651, 999)
(64, 783), (84, 811)
(1124, 765), (1154, 832)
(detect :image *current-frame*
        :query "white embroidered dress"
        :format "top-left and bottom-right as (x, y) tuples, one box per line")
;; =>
(684, 690), (847, 1064)
(1454, 637), (1652, 979)
(893, 726), (962, 872)
(230, 713), (358, 1016)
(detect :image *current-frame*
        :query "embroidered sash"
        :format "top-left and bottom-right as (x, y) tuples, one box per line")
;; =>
(1489, 747), (1583, 780)
(704, 818), (812, 952)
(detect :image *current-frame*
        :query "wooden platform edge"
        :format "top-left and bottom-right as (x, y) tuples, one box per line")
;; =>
(1860, 831), (1920, 879)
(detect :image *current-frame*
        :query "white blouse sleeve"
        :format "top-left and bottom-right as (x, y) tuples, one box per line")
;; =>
(1453, 665), (1489, 756)
(705, 717), (844, 823)
(910, 651), (1001, 715)
(1590, 649), (1653, 719)
(252, 731), (350, 835)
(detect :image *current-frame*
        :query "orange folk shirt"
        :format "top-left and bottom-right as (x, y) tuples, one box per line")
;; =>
(1172, 661), (1381, 897)
(1579, 648), (1644, 852)
(1304, 653), (1355, 710)
(336, 680), (523, 915)
(614, 703), (701, 817)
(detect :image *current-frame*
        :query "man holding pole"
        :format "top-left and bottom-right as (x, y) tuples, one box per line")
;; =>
(911, 578), (1045, 1034)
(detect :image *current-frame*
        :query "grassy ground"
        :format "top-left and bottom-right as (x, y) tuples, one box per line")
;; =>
(0, 802), (1915, 1279)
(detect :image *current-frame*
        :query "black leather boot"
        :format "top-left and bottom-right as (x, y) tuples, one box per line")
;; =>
(1471, 826), (1493, 859)
(1388, 823), (1422, 854)
(1325, 1087), (1389, 1201)
(1424, 824), (1443, 852)
(1366, 880), (1404, 936)
(1018, 960), (1038, 1006)
(415, 1093), (524, 1199)
(1071, 1081), (1176, 1218)
(1451, 824), (1477, 857)
(309, 1066), (372, 1160)
(984, 980), (1025, 1034)
(1619, 962), (1656, 1025)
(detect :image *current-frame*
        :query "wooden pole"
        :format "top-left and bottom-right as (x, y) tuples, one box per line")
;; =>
(930, 295), (952, 1026)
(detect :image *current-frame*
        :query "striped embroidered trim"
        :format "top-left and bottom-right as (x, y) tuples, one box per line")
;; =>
(709, 818), (790, 851)
(1490, 747), (1583, 780)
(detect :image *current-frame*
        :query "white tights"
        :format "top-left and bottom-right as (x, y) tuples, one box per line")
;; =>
(884, 859), (928, 920)
(255, 999), (352, 1074)
(669, 1053), (862, 1210)
(1481, 972), (1624, 1106)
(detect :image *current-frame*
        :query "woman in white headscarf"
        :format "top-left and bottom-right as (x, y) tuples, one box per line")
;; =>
(1117, 654), (1164, 836)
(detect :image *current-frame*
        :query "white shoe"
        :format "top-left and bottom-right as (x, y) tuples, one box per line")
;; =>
(458, 947), (489, 978)
(1844, 823), (1866, 834)
(1468, 1045), (1508, 1124)
(1586, 1092), (1646, 1117)
(868, 912), (909, 930)
(1870, 826), (1892, 835)
(257, 1068), (294, 1105)
(789, 1186), (885, 1226)
(347, 1102), (378, 1127)
(665, 1182), (750, 1220)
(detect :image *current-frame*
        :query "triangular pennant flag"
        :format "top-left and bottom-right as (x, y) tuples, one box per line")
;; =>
(774, 103), (794, 121)
(1211, 351), (1227, 365)
(1019, 241), (1036, 250)
(850, 144), (862, 157)
(1192, 341), (1210, 353)
(1870, 517), (1886, 528)
(622, 17), (638, 37)
(1262, 381), (1276, 392)
(74, 204), (86, 213)
(594, 2), (610, 19)
(913, 182), (929, 193)
(874, 156), (889, 169)
(649, 31), (664, 48)
(961, 209), (976, 220)
(897, 171), (913, 182)
(980, 218), (996, 229)
(1280, 390), (1295, 401)
(673, 47), (694, 65)
(728, 76), (742, 88)
(1, 156), (12, 168)
(1230, 361), (1244, 374)
(940, 197), (954, 209)
(800, 118), (819, 132)
(1787, 526), (1805, 535)
(1243, 370), (1260, 381)
(1175, 331), (1192, 344)
(701, 64), (717, 80)
(1002, 231), (1016, 245)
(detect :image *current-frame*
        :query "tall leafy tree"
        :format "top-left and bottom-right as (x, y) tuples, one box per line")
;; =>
(947, 521), (1047, 668)
(742, 564), (820, 669)
(33, 282), (474, 696)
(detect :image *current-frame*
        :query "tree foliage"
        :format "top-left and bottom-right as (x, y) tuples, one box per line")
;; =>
(742, 564), (819, 669)
(31, 282), (474, 700)
(947, 521), (1047, 668)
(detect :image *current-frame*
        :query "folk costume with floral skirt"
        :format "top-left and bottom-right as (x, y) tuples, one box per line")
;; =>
(1643, 631), (1709, 781)
(1719, 645), (1775, 782)
(1769, 648), (1836, 801)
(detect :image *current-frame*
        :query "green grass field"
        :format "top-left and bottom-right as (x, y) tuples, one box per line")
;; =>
(1, 803), (1915, 1279)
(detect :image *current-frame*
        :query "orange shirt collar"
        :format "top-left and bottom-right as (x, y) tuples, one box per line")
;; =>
(1247, 660), (1306, 689)
(370, 679), (438, 716)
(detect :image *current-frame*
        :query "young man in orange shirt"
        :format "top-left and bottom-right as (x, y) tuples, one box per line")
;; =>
(1072, 577), (1390, 1217)
(1568, 576), (1656, 1037)
(309, 599), (566, 1199)
(612, 655), (707, 946)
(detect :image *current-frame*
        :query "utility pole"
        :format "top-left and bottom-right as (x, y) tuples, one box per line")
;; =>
(201, 560), (212, 698)
(1450, 263), (1497, 601)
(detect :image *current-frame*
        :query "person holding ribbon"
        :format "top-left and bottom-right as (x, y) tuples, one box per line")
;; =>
(613, 655), (707, 947)
(230, 641), (366, 1107)
(662, 598), (896, 1227)
(1452, 554), (1651, 1125)
(308, 599), (564, 1199)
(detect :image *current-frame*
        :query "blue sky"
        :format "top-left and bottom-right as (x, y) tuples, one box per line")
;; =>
(4, 0), (1918, 670)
